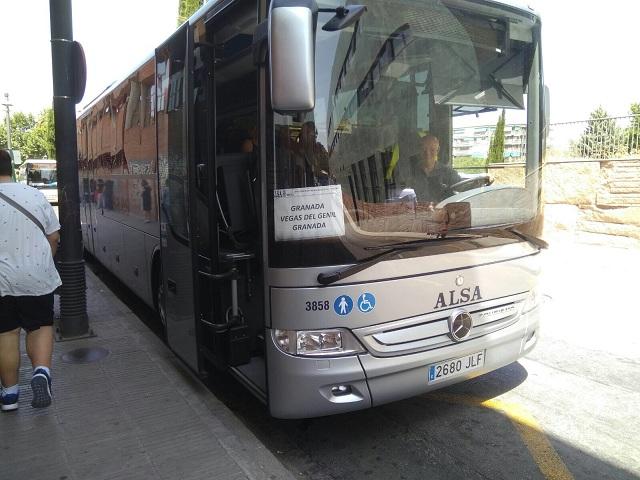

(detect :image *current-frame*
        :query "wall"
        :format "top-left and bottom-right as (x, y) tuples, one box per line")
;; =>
(542, 156), (640, 240)
(484, 158), (640, 240)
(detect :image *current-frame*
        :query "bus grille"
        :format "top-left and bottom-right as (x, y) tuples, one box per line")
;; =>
(353, 294), (525, 357)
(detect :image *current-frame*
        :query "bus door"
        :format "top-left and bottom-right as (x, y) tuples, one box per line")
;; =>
(156, 25), (200, 371)
(190, 1), (266, 397)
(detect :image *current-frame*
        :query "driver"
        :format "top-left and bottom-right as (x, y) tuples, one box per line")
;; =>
(413, 134), (461, 204)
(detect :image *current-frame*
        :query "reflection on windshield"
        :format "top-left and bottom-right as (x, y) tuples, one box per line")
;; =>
(270, 0), (540, 267)
(27, 166), (57, 187)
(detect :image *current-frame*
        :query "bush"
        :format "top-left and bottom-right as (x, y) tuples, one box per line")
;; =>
(453, 156), (487, 174)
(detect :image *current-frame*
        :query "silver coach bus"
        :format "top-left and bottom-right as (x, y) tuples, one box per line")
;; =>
(78, 0), (546, 418)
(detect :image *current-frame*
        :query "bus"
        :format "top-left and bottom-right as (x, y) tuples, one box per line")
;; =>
(20, 158), (58, 205)
(78, 0), (547, 418)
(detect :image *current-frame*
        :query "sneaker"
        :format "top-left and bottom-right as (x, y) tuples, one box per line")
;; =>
(31, 369), (52, 408)
(1, 388), (19, 412)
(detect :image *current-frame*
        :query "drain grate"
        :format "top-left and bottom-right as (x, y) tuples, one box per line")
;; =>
(61, 347), (110, 364)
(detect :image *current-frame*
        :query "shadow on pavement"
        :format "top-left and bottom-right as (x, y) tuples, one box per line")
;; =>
(84, 253), (165, 341)
(207, 362), (637, 480)
(441, 360), (529, 399)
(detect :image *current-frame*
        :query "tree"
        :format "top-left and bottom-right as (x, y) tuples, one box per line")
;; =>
(487, 109), (506, 164)
(0, 108), (55, 160)
(30, 108), (56, 159)
(575, 106), (621, 159)
(177, 0), (204, 26)
(0, 112), (37, 152)
(626, 103), (640, 154)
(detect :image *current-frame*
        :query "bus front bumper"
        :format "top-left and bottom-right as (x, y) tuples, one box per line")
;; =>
(267, 308), (539, 419)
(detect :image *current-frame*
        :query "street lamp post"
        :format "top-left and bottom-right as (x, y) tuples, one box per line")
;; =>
(50, 0), (91, 339)
(2, 93), (11, 150)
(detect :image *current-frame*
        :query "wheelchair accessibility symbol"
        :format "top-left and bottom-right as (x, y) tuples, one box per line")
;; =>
(357, 293), (376, 313)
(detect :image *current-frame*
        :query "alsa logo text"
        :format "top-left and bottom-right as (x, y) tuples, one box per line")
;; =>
(434, 286), (482, 309)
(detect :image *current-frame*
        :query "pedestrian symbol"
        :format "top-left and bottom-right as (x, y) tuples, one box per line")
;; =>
(333, 295), (353, 316)
(357, 293), (376, 313)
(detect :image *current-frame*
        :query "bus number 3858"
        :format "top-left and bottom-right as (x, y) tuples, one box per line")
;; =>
(305, 300), (330, 311)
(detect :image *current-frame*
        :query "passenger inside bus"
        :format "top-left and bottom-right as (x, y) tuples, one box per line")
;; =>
(240, 126), (258, 154)
(294, 121), (331, 187)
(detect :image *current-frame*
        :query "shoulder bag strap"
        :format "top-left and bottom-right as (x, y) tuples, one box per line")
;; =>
(0, 190), (47, 237)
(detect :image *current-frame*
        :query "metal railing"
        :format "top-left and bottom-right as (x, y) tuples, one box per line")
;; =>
(453, 115), (640, 170)
(548, 115), (640, 161)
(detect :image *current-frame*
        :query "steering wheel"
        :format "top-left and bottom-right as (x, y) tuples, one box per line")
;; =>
(448, 175), (493, 194)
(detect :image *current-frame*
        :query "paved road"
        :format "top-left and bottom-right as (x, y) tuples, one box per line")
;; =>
(101, 233), (640, 479)
(210, 234), (640, 480)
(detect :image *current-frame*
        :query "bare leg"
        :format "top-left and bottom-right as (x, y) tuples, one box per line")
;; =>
(0, 328), (21, 387)
(26, 326), (54, 370)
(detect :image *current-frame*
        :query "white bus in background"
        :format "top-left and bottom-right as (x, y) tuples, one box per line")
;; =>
(20, 159), (58, 205)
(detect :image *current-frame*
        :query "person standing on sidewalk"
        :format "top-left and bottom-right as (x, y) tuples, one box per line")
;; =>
(0, 149), (61, 411)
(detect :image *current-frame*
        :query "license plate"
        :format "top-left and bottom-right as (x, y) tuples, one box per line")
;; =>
(428, 351), (485, 385)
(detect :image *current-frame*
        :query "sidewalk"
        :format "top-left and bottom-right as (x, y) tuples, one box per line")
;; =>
(0, 268), (295, 480)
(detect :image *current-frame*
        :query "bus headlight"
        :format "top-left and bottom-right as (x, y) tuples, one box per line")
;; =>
(273, 328), (365, 357)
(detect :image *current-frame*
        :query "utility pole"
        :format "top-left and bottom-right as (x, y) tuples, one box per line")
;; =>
(50, 0), (91, 339)
(2, 93), (11, 150)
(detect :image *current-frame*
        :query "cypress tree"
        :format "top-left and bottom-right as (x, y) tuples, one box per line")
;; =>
(488, 109), (506, 164)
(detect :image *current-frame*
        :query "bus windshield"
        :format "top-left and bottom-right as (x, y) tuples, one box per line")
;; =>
(270, 0), (541, 268)
(25, 162), (57, 188)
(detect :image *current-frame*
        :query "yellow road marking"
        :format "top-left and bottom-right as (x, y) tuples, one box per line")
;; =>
(426, 392), (574, 480)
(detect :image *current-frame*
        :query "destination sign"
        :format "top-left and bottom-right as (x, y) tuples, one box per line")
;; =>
(274, 185), (345, 241)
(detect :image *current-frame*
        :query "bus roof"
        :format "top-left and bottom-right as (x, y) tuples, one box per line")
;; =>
(22, 159), (56, 165)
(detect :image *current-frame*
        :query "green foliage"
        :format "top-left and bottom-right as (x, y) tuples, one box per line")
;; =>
(453, 155), (487, 174)
(575, 106), (622, 159)
(627, 103), (640, 154)
(177, 0), (204, 26)
(33, 108), (56, 159)
(0, 108), (55, 160)
(487, 109), (506, 164)
(0, 112), (36, 151)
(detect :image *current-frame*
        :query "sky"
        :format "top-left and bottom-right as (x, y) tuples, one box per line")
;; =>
(0, 0), (177, 115)
(528, 0), (640, 122)
(1, 0), (639, 123)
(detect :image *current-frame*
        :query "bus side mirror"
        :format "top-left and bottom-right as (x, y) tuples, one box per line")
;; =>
(269, 0), (317, 112)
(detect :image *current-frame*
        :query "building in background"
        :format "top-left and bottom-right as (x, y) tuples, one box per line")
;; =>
(453, 124), (527, 162)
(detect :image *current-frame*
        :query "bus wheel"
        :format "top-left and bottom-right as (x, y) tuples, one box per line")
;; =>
(153, 258), (167, 332)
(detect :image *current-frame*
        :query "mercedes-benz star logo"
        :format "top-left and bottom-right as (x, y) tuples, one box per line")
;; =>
(448, 309), (473, 342)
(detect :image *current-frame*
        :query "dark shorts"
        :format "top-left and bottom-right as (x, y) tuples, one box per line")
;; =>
(0, 293), (54, 333)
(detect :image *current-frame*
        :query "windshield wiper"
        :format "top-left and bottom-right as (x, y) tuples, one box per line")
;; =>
(364, 233), (486, 251)
(507, 227), (548, 249)
(316, 226), (547, 286)
(441, 224), (549, 249)
(316, 234), (486, 286)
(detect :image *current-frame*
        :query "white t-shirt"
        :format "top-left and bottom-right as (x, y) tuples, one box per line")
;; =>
(0, 182), (62, 296)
